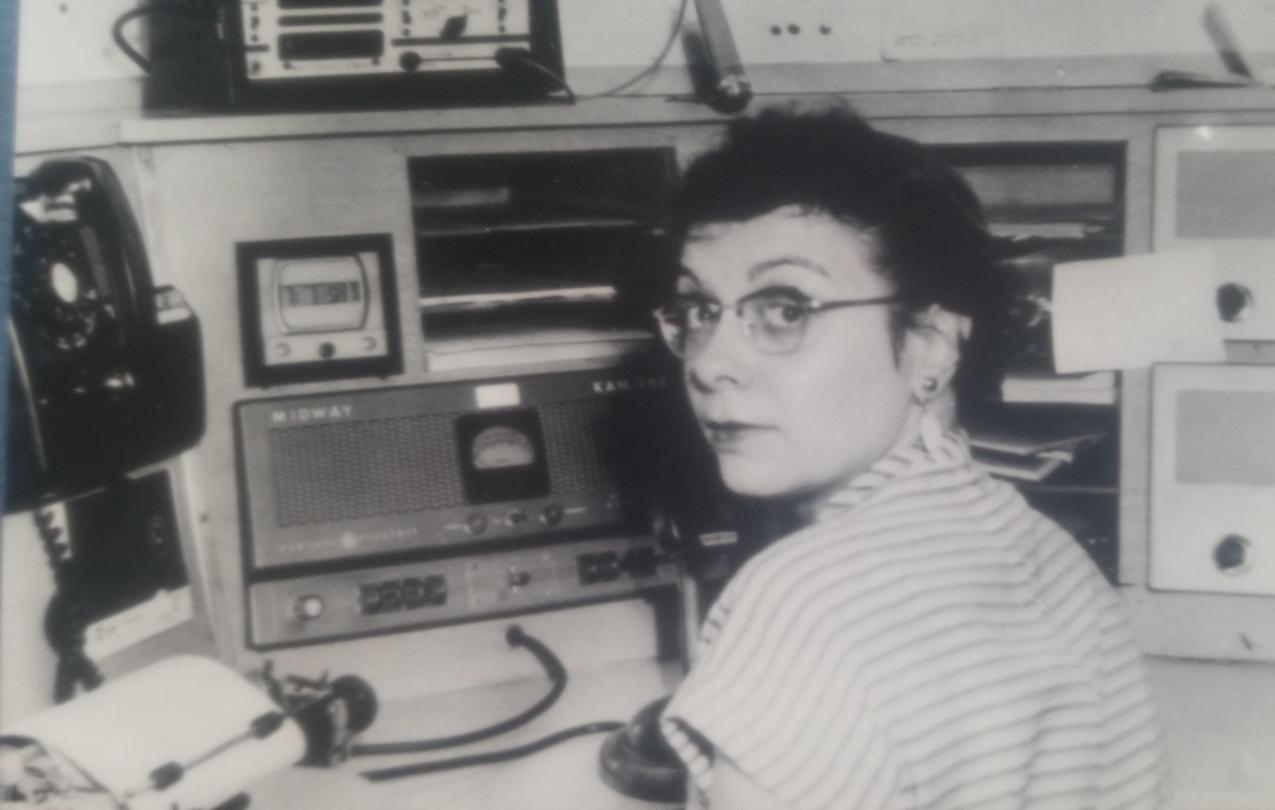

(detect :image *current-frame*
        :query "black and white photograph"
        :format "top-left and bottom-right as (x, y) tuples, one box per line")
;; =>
(2, 1), (1275, 807)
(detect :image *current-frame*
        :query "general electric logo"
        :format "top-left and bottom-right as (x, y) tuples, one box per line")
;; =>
(338, 527), (419, 550)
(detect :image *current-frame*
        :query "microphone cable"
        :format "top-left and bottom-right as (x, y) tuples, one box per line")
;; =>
(349, 624), (566, 757)
(359, 721), (625, 782)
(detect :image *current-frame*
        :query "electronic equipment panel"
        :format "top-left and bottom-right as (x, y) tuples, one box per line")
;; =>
(1155, 125), (1275, 341)
(241, 0), (531, 79)
(1150, 363), (1275, 597)
(237, 234), (402, 387)
(235, 365), (672, 571)
(236, 363), (681, 648)
(226, 0), (564, 106)
(248, 534), (680, 648)
(410, 147), (675, 342)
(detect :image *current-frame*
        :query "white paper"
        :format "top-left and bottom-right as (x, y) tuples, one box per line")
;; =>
(83, 587), (194, 661)
(9, 656), (305, 810)
(1052, 250), (1226, 373)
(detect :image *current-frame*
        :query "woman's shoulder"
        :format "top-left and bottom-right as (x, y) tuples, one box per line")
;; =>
(734, 452), (1017, 585)
(715, 461), (1102, 642)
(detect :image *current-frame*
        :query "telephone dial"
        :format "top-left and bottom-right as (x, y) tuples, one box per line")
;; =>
(6, 157), (205, 512)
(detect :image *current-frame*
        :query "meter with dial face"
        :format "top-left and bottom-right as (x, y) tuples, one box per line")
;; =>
(457, 408), (549, 503)
(237, 234), (402, 387)
(472, 425), (537, 470)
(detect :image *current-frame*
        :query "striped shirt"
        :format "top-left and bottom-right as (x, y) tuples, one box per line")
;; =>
(661, 430), (1167, 809)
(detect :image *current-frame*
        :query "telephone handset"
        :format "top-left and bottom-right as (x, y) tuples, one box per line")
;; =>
(7, 157), (205, 512)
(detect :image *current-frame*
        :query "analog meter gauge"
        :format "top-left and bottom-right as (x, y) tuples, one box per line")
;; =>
(458, 408), (550, 503)
(472, 425), (537, 469)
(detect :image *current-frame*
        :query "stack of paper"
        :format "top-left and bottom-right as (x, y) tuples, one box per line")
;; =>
(1000, 371), (1117, 405)
(968, 421), (1108, 483)
(1051, 250), (1224, 373)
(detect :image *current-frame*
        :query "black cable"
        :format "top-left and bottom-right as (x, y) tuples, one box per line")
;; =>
(582, 0), (691, 99)
(360, 721), (624, 782)
(33, 509), (103, 703)
(494, 48), (578, 103)
(518, 55), (577, 103)
(111, 1), (231, 74)
(350, 625), (566, 757)
(111, 7), (153, 73)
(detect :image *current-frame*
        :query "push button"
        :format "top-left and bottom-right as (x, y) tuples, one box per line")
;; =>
(423, 575), (448, 606)
(358, 584), (381, 614)
(379, 581), (403, 611)
(402, 577), (427, 608)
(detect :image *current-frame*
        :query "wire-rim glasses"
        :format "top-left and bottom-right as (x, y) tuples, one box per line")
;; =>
(652, 288), (902, 358)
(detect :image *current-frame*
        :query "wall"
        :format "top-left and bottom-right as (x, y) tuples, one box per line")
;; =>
(16, 0), (1275, 109)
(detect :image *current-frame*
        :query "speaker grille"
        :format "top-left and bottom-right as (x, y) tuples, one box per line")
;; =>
(541, 397), (618, 494)
(268, 414), (463, 527)
(263, 395), (639, 528)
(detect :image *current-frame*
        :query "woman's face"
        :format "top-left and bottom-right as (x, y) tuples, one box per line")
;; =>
(676, 205), (921, 503)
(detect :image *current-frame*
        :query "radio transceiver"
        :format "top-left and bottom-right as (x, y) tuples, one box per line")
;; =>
(236, 365), (684, 648)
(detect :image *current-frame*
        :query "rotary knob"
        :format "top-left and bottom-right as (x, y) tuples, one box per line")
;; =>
(400, 51), (423, 72)
(294, 594), (325, 621)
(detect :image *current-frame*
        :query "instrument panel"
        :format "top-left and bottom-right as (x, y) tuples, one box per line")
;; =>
(248, 535), (678, 647)
(232, 0), (562, 95)
(237, 234), (403, 387)
(236, 365), (681, 648)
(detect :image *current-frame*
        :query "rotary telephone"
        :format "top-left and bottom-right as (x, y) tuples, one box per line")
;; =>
(6, 157), (204, 512)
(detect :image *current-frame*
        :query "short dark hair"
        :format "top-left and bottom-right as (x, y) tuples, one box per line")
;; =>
(667, 104), (1008, 415)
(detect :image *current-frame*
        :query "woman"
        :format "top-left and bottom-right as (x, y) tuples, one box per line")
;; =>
(653, 107), (1167, 809)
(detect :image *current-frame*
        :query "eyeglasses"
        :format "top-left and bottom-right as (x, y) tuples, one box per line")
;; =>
(652, 287), (902, 358)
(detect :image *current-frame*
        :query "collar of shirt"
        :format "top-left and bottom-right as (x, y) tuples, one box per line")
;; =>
(815, 427), (973, 522)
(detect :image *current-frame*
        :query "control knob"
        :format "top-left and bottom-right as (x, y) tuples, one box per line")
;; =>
(294, 594), (325, 621)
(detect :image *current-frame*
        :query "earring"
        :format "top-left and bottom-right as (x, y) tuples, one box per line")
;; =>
(916, 377), (943, 456)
